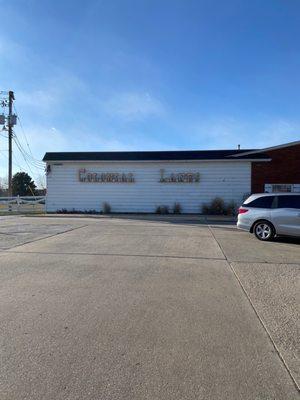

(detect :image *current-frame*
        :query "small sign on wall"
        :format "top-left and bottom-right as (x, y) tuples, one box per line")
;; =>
(264, 183), (300, 193)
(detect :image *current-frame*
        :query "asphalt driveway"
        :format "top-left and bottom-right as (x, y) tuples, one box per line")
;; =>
(0, 215), (299, 399)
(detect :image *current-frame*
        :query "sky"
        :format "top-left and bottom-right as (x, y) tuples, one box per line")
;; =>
(0, 0), (300, 186)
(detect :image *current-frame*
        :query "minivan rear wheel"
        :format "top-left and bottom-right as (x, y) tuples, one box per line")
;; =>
(253, 221), (275, 241)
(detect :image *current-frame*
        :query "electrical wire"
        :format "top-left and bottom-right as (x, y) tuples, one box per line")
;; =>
(12, 106), (45, 169)
(2, 102), (46, 189)
(12, 137), (35, 174)
(13, 134), (45, 169)
(12, 153), (26, 171)
(14, 140), (44, 168)
(13, 105), (35, 158)
(13, 134), (44, 165)
(12, 136), (44, 176)
(13, 139), (44, 172)
(0, 146), (24, 171)
(4, 150), (39, 196)
(2, 104), (45, 169)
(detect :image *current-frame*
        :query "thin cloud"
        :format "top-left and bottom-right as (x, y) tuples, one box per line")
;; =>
(16, 72), (88, 115)
(17, 90), (57, 113)
(0, 36), (28, 62)
(186, 117), (300, 149)
(103, 92), (165, 120)
(0, 124), (132, 183)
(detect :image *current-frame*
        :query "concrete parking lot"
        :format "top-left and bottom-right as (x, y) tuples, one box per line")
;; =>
(0, 215), (299, 400)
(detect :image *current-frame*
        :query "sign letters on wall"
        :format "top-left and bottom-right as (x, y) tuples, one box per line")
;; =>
(78, 168), (200, 184)
(159, 169), (200, 183)
(78, 169), (135, 183)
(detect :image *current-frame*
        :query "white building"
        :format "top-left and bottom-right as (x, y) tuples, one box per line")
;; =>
(43, 149), (270, 213)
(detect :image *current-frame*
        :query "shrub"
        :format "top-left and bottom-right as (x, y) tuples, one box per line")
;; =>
(226, 200), (237, 216)
(56, 208), (99, 214)
(102, 202), (111, 214)
(201, 203), (210, 215)
(201, 198), (239, 216)
(209, 197), (226, 215)
(57, 208), (68, 214)
(155, 206), (161, 214)
(155, 205), (169, 214)
(173, 202), (182, 214)
(161, 205), (169, 214)
(201, 197), (226, 215)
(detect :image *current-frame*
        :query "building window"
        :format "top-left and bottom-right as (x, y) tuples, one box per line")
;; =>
(264, 184), (300, 193)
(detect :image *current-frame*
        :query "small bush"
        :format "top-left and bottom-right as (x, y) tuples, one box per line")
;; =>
(226, 200), (237, 216)
(56, 208), (99, 214)
(57, 208), (68, 214)
(209, 197), (226, 215)
(155, 205), (169, 214)
(201, 203), (210, 215)
(161, 205), (169, 214)
(201, 198), (239, 216)
(102, 202), (111, 214)
(173, 202), (182, 214)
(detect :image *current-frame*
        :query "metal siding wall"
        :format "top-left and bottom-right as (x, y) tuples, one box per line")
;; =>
(46, 161), (251, 213)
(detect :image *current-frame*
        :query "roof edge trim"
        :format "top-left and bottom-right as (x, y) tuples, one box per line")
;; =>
(231, 140), (300, 157)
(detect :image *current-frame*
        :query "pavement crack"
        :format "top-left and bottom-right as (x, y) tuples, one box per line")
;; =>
(1, 250), (226, 261)
(229, 261), (300, 393)
(4, 225), (89, 251)
(208, 224), (300, 393)
(229, 259), (300, 267)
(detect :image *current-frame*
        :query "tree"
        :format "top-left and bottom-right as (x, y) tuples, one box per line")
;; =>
(0, 177), (8, 196)
(12, 172), (37, 196)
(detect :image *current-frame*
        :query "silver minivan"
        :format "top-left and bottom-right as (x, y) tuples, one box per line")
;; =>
(237, 193), (300, 241)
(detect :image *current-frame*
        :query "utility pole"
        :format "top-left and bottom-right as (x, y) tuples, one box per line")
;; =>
(8, 91), (14, 197)
(0, 90), (17, 199)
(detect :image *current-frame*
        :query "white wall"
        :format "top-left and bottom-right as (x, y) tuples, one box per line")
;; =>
(46, 161), (251, 213)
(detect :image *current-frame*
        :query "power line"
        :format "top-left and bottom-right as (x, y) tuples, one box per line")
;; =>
(12, 153), (26, 171)
(12, 136), (44, 174)
(12, 105), (45, 170)
(1, 90), (46, 193)
(13, 134), (44, 168)
(13, 133), (45, 166)
(13, 132), (44, 164)
(13, 104), (34, 158)
(0, 146), (24, 171)
(12, 137), (35, 173)
(0, 131), (8, 140)
(13, 139), (44, 172)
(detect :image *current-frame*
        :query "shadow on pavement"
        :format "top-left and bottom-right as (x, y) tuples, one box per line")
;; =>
(274, 236), (300, 245)
(41, 213), (237, 226)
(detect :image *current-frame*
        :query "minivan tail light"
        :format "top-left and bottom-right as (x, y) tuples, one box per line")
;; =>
(238, 208), (249, 214)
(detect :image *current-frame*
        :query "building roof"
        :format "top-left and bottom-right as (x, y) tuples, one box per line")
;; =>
(232, 140), (300, 157)
(43, 149), (270, 162)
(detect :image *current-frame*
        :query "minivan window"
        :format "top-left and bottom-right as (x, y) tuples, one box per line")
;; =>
(243, 196), (275, 208)
(277, 195), (300, 209)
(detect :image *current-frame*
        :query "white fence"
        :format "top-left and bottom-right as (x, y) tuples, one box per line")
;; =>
(0, 196), (45, 214)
